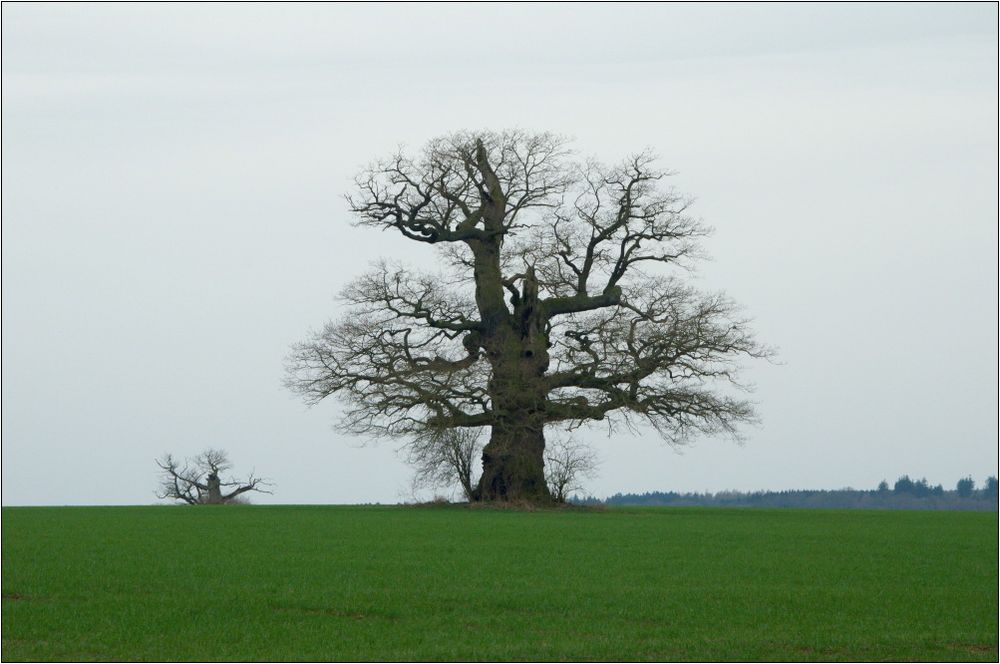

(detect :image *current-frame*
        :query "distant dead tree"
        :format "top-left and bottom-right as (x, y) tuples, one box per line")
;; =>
(544, 437), (598, 502)
(155, 449), (272, 504)
(286, 130), (772, 503)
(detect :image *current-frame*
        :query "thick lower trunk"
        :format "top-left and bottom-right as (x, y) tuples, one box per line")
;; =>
(474, 420), (550, 502)
(471, 265), (553, 503)
(206, 473), (223, 504)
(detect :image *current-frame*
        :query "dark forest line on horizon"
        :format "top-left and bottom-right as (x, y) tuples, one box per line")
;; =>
(573, 474), (1000, 511)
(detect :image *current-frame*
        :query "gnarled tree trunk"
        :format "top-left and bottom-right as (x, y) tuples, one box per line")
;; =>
(206, 472), (223, 504)
(474, 268), (552, 502)
(476, 417), (548, 501)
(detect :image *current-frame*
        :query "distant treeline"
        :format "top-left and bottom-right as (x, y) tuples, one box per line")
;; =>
(574, 475), (999, 510)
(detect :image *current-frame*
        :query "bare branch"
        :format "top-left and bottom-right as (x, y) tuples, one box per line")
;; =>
(347, 131), (572, 245)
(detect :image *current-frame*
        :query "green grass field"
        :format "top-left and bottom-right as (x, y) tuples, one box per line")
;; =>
(2, 505), (997, 661)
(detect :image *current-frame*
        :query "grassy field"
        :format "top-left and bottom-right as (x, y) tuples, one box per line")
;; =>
(2, 505), (997, 662)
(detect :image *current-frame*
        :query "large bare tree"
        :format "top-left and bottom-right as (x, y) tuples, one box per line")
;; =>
(156, 449), (271, 504)
(287, 130), (770, 502)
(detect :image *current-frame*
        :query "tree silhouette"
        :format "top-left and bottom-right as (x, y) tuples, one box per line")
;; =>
(156, 450), (271, 504)
(287, 131), (770, 501)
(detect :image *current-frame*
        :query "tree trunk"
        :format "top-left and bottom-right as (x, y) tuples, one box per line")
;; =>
(473, 267), (553, 502)
(467, 235), (554, 503)
(475, 418), (550, 502)
(206, 472), (223, 504)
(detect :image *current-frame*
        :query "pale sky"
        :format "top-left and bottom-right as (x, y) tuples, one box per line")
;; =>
(3, 3), (997, 505)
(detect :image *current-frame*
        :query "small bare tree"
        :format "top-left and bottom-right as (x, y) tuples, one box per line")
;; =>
(544, 437), (598, 502)
(155, 449), (271, 504)
(408, 428), (482, 501)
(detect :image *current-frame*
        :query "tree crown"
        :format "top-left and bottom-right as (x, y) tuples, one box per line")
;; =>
(287, 130), (771, 452)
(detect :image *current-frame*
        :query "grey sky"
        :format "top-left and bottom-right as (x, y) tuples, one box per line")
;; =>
(3, 3), (997, 505)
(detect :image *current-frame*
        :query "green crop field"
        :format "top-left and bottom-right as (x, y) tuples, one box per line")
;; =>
(2, 505), (997, 662)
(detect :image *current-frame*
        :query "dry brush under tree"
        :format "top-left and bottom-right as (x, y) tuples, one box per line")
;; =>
(407, 428), (596, 502)
(286, 130), (771, 503)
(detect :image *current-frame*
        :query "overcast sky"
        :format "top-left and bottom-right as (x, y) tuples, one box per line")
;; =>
(3, 3), (997, 505)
